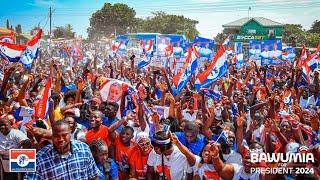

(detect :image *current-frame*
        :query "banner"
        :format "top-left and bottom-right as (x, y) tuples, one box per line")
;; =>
(249, 40), (283, 65)
(260, 40), (282, 65)
(157, 36), (171, 57)
(283, 47), (296, 61)
(234, 42), (244, 68)
(193, 36), (214, 60)
(249, 40), (262, 61)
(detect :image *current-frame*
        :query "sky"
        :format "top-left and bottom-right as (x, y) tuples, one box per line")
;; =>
(0, 0), (319, 39)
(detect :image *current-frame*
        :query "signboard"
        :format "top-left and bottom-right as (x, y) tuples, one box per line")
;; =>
(249, 40), (283, 65)
(234, 35), (282, 41)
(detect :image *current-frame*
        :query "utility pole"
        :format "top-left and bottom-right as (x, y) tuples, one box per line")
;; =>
(49, 7), (52, 37)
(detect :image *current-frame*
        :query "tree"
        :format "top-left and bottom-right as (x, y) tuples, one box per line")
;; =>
(214, 33), (225, 45)
(15, 24), (22, 34)
(65, 24), (74, 38)
(52, 25), (75, 39)
(282, 24), (307, 46)
(88, 3), (136, 40)
(30, 27), (40, 35)
(137, 11), (199, 40)
(6, 19), (10, 29)
(53, 26), (65, 39)
(309, 20), (320, 33)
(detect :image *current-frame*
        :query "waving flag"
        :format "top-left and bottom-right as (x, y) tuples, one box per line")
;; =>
(34, 77), (52, 119)
(0, 42), (26, 62)
(172, 46), (200, 93)
(137, 39), (154, 68)
(20, 29), (42, 69)
(112, 41), (122, 54)
(137, 51), (154, 69)
(283, 90), (292, 105)
(297, 45), (307, 67)
(195, 45), (228, 90)
(201, 88), (221, 101)
(302, 45), (320, 83)
(222, 35), (231, 46)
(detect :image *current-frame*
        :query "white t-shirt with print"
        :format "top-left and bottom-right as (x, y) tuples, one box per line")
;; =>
(147, 146), (192, 180)
(0, 129), (28, 172)
(232, 163), (260, 180)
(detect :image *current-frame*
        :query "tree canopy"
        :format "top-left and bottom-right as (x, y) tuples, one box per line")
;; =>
(136, 11), (199, 40)
(87, 3), (199, 40)
(87, 3), (136, 40)
(53, 24), (75, 39)
(282, 22), (320, 47)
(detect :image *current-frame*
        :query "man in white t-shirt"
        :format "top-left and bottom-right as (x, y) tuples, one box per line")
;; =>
(147, 131), (192, 179)
(0, 116), (31, 176)
(299, 87), (316, 109)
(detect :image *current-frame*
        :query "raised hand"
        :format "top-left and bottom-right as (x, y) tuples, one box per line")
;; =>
(236, 112), (246, 128)
(77, 78), (86, 91)
(209, 142), (220, 158)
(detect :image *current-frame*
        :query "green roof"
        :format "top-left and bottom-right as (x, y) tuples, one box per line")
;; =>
(223, 17), (283, 28)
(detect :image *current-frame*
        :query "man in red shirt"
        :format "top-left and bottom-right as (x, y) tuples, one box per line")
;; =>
(85, 110), (126, 146)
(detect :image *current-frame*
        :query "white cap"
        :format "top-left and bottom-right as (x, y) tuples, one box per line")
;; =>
(135, 132), (150, 143)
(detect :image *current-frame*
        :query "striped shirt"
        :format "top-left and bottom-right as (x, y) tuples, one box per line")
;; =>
(24, 140), (101, 180)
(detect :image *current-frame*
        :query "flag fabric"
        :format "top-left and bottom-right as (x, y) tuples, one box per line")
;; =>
(283, 90), (292, 105)
(172, 45), (200, 93)
(201, 88), (221, 101)
(20, 29), (42, 69)
(112, 41), (122, 54)
(297, 45), (307, 67)
(34, 77), (52, 119)
(0, 31), (15, 43)
(137, 40), (154, 69)
(137, 51), (154, 69)
(0, 42), (26, 62)
(222, 35), (231, 46)
(302, 45), (320, 83)
(195, 45), (228, 90)
(13, 106), (34, 122)
(216, 128), (230, 143)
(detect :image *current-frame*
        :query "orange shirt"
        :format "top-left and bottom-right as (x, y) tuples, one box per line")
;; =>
(114, 136), (135, 180)
(128, 145), (151, 179)
(85, 125), (111, 146)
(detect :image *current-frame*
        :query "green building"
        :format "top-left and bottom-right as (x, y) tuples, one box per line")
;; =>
(223, 17), (284, 42)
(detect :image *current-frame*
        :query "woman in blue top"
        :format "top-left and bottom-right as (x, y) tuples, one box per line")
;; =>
(90, 139), (119, 180)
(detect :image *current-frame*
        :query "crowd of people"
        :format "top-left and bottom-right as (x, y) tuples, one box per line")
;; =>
(0, 39), (319, 180)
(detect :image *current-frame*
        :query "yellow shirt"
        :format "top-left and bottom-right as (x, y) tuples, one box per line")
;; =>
(54, 107), (64, 121)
